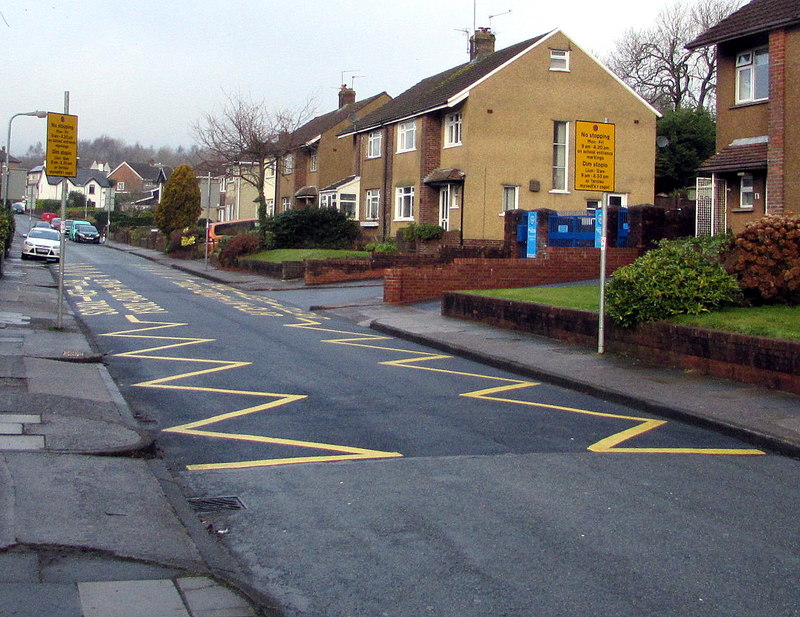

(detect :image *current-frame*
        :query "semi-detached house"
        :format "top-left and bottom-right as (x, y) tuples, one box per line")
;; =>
(338, 27), (660, 245)
(275, 87), (391, 224)
(687, 0), (799, 235)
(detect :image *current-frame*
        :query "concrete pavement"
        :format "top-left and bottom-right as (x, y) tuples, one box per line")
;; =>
(0, 223), (262, 616)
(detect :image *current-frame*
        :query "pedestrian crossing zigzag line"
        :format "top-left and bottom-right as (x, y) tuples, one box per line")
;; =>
(99, 314), (403, 469)
(284, 315), (765, 456)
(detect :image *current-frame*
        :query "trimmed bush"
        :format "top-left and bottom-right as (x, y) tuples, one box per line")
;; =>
(401, 223), (445, 242)
(606, 236), (742, 327)
(267, 208), (359, 249)
(218, 232), (261, 267)
(365, 240), (397, 253)
(722, 215), (800, 305)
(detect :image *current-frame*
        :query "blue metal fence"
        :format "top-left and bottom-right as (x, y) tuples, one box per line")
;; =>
(548, 213), (597, 248)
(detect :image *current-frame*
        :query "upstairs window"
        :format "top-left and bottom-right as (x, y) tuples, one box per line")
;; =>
(444, 112), (463, 147)
(283, 153), (294, 174)
(367, 130), (382, 158)
(309, 150), (318, 172)
(397, 121), (416, 153)
(736, 48), (769, 104)
(265, 159), (276, 178)
(550, 49), (570, 71)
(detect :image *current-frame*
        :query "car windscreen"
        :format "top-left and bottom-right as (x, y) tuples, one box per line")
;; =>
(78, 226), (98, 233)
(29, 229), (60, 240)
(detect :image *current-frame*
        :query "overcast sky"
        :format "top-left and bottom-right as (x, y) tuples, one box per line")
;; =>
(1, 0), (663, 157)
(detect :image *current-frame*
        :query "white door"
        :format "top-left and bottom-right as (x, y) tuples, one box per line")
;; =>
(439, 186), (450, 230)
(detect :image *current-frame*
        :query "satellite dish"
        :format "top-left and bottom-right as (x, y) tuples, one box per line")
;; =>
(656, 136), (670, 148)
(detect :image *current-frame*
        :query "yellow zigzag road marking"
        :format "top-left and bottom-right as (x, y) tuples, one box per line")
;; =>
(287, 317), (764, 456)
(101, 315), (402, 470)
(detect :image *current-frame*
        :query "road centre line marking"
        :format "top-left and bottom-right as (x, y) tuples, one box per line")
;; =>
(286, 316), (764, 457)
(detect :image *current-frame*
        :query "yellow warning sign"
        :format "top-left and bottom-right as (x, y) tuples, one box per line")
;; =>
(575, 120), (615, 192)
(46, 113), (78, 178)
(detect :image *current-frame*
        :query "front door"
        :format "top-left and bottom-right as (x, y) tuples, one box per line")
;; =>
(439, 186), (450, 230)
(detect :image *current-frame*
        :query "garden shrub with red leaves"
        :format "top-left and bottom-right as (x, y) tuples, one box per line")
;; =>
(218, 232), (261, 267)
(722, 215), (800, 305)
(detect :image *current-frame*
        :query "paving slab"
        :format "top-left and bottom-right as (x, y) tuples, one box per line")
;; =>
(78, 580), (190, 617)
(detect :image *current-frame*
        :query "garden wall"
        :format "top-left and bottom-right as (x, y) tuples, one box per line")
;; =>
(442, 292), (800, 395)
(384, 248), (641, 303)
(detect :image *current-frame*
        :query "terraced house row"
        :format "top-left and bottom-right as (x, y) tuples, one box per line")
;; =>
(226, 26), (660, 245)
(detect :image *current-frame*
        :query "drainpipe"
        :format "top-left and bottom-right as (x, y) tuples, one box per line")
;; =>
(381, 123), (390, 242)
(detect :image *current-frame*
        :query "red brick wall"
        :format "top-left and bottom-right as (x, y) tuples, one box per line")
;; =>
(384, 247), (640, 303)
(768, 28), (786, 215)
(443, 291), (800, 395)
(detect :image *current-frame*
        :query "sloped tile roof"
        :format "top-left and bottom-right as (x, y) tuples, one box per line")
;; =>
(46, 168), (113, 187)
(347, 32), (550, 134)
(292, 93), (388, 146)
(687, 0), (800, 48)
(698, 139), (768, 172)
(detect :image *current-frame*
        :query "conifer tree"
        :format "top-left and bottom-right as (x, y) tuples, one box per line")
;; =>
(154, 164), (201, 236)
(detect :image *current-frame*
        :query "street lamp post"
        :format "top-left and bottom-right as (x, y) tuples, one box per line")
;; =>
(3, 111), (47, 208)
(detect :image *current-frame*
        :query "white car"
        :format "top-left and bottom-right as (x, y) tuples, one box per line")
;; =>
(21, 228), (61, 262)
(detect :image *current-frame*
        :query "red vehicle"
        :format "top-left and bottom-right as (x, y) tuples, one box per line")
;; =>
(41, 212), (57, 223)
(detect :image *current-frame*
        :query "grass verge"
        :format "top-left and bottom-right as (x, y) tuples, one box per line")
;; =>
(247, 248), (370, 262)
(463, 286), (800, 341)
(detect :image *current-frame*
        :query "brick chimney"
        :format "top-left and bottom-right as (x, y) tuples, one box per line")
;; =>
(338, 84), (356, 108)
(470, 28), (495, 61)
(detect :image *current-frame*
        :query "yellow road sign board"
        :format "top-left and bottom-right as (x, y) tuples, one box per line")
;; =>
(46, 112), (78, 177)
(574, 120), (615, 192)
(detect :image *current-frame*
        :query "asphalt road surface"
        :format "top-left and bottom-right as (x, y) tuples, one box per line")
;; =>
(61, 241), (800, 617)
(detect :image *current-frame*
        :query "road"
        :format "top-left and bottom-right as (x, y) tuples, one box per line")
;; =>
(59, 239), (800, 617)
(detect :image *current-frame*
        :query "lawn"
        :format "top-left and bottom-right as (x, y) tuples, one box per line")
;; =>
(465, 286), (800, 341)
(247, 248), (370, 262)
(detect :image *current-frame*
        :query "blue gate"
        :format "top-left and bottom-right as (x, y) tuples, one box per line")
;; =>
(548, 213), (597, 248)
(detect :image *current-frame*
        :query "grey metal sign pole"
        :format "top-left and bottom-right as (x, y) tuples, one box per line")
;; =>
(56, 92), (69, 329)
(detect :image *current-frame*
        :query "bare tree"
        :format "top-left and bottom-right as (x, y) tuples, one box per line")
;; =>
(606, 0), (745, 112)
(193, 93), (315, 244)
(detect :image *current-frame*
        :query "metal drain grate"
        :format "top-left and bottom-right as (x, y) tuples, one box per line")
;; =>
(187, 496), (247, 513)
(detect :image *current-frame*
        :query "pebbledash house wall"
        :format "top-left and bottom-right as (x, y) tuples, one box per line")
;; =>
(442, 291), (800, 395)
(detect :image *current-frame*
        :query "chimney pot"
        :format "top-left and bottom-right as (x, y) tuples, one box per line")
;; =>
(469, 28), (496, 61)
(338, 84), (356, 108)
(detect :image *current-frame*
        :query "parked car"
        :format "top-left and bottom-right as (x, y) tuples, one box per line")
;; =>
(32, 221), (51, 229)
(68, 221), (92, 241)
(72, 224), (100, 244)
(11, 202), (25, 213)
(50, 217), (62, 230)
(40, 212), (56, 224)
(21, 228), (61, 262)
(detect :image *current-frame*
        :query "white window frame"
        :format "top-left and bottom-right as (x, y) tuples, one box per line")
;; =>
(552, 120), (569, 192)
(736, 47), (769, 104)
(394, 185), (415, 221)
(266, 198), (275, 217)
(397, 121), (416, 153)
(365, 189), (380, 221)
(444, 112), (463, 147)
(339, 193), (357, 219)
(117, 181), (125, 191)
(283, 153), (294, 174)
(550, 49), (570, 71)
(265, 159), (276, 178)
(367, 130), (382, 159)
(320, 192), (337, 209)
(607, 194), (628, 207)
(309, 150), (318, 172)
(502, 185), (519, 212)
(281, 196), (291, 211)
(739, 174), (754, 209)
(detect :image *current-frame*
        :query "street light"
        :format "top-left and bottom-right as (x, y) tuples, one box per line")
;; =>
(3, 110), (47, 209)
